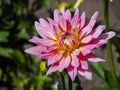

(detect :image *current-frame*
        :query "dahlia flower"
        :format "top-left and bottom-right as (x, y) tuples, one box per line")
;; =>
(25, 7), (115, 81)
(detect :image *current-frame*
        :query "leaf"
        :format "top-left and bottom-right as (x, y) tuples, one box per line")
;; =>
(44, 0), (50, 10)
(10, 49), (26, 64)
(104, 70), (120, 89)
(91, 85), (111, 90)
(0, 31), (9, 43)
(0, 47), (12, 58)
(89, 62), (105, 79)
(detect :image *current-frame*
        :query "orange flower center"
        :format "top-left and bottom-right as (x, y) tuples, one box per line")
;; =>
(59, 32), (79, 52)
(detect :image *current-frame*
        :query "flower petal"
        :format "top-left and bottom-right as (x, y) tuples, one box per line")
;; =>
(25, 46), (46, 56)
(67, 67), (77, 81)
(54, 9), (60, 23)
(93, 25), (106, 38)
(80, 61), (88, 70)
(78, 71), (92, 80)
(48, 52), (62, 65)
(71, 52), (79, 68)
(58, 55), (71, 72)
(81, 35), (92, 43)
(80, 11), (85, 28)
(46, 64), (59, 75)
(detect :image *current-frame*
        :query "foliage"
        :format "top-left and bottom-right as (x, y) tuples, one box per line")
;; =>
(0, 0), (55, 89)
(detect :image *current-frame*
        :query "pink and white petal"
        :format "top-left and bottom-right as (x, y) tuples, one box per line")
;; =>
(81, 20), (96, 36)
(47, 17), (58, 26)
(71, 53), (79, 68)
(60, 6), (65, 15)
(58, 55), (71, 72)
(48, 53), (62, 65)
(54, 9), (60, 23)
(35, 21), (47, 38)
(74, 8), (79, 18)
(67, 67), (77, 81)
(87, 53), (105, 62)
(80, 61), (88, 70)
(82, 45), (97, 51)
(25, 46), (45, 55)
(64, 9), (71, 21)
(93, 25), (106, 38)
(88, 57), (105, 62)
(59, 16), (66, 30)
(78, 71), (92, 80)
(39, 18), (50, 28)
(80, 11), (86, 28)
(38, 39), (56, 46)
(81, 35), (93, 43)
(79, 47), (91, 56)
(46, 64), (59, 75)
(91, 11), (99, 20)
(99, 31), (116, 40)
(29, 36), (41, 45)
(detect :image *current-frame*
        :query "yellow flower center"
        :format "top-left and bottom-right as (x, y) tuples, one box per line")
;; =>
(59, 32), (79, 52)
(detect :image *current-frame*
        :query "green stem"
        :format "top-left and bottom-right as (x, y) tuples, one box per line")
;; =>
(60, 73), (66, 90)
(103, 0), (120, 88)
(74, 0), (84, 9)
(68, 76), (72, 90)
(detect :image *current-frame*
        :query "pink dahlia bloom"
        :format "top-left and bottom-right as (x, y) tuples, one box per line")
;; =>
(25, 7), (116, 81)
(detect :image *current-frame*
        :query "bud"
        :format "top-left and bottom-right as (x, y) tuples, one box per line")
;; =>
(57, 2), (72, 11)
(39, 61), (47, 73)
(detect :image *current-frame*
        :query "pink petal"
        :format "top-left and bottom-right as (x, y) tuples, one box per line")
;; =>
(39, 18), (50, 28)
(35, 21), (46, 38)
(93, 25), (106, 38)
(59, 16), (66, 30)
(58, 55), (71, 72)
(60, 6), (65, 14)
(46, 65), (59, 75)
(25, 46), (45, 55)
(81, 20), (96, 36)
(88, 57), (105, 62)
(71, 53), (79, 68)
(47, 17), (58, 26)
(38, 38), (56, 46)
(54, 9), (60, 23)
(87, 53), (105, 62)
(78, 71), (92, 80)
(29, 36), (41, 45)
(81, 35), (92, 43)
(67, 67), (77, 81)
(79, 47), (91, 55)
(91, 11), (99, 20)
(74, 8), (79, 18)
(80, 11), (85, 28)
(80, 61), (88, 70)
(48, 53), (62, 65)
(99, 31), (116, 40)
(64, 9), (71, 21)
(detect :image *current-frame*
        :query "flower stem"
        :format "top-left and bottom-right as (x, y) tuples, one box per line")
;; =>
(103, 0), (120, 88)
(60, 73), (66, 90)
(74, 0), (84, 9)
(68, 76), (72, 90)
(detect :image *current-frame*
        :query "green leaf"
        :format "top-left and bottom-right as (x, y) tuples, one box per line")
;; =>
(104, 70), (120, 89)
(0, 31), (9, 42)
(10, 49), (25, 64)
(89, 62), (105, 79)
(91, 85), (111, 90)
(0, 47), (12, 58)
(44, 0), (50, 10)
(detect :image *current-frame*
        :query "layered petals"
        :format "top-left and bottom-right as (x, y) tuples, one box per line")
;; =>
(25, 7), (116, 81)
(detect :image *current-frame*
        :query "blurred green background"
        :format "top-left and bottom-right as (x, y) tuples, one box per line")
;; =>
(0, 0), (57, 90)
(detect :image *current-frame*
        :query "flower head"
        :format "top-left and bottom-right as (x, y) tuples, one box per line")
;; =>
(25, 7), (115, 81)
